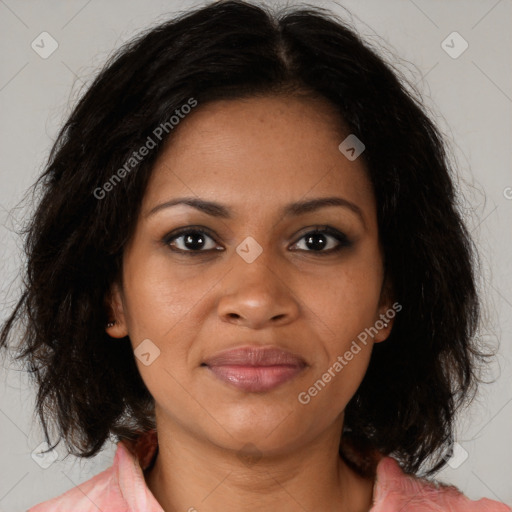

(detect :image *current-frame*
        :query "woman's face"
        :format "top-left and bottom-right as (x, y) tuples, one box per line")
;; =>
(109, 94), (394, 455)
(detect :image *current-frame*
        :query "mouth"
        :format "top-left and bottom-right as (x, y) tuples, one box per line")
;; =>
(202, 345), (307, 393)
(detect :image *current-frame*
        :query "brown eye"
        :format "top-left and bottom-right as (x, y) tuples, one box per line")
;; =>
(163, 227), (221, 253)
(291, 227), (352, 255)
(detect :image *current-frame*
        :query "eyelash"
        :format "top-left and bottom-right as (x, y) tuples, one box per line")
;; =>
(162, 225), (352, 256)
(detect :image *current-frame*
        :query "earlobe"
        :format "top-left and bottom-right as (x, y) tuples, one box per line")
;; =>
(374, 274), (396, 343)
(105, 319), (129, 338)
(104, 282), (129, 338)
(373, 304), (395, 343)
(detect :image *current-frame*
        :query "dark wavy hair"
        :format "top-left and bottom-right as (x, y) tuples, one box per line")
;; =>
(1, 0), (488, 477)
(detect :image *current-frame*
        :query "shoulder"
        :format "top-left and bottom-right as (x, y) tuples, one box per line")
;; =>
(27, 463), (123, 512)
(371, 456), (511, 512)
(27, 440), (142, 512)
(27, 430), (162, 512)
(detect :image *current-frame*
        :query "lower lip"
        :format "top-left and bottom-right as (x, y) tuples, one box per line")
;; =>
(206, 364), (304, 392)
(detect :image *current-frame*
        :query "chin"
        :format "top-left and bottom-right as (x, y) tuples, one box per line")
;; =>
(206, 406), (307, 451)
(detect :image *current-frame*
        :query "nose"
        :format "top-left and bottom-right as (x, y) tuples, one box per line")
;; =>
(217, 248), (300, 330)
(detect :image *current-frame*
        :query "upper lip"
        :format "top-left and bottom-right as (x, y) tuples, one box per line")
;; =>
(203, 345), (307, 367)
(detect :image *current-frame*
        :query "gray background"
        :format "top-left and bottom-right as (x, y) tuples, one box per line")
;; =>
(0, 0), (511, 510)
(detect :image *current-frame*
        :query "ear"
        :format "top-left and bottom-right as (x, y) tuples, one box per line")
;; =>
(373, 273), (398, 343)
(104, 281), (129, 338)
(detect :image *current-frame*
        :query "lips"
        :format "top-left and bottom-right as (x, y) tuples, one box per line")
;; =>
(203, 346), (307, 393)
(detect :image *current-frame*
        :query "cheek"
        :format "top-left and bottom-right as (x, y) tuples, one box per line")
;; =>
(122, 251), (209, 341)
(303, 346), (372, 435)
(121, 252), (231, 402)
(305, 344), (372, 400)
(300, 251), (383, 348)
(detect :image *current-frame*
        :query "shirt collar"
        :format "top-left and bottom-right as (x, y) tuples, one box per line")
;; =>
(116, 429), (162, 512)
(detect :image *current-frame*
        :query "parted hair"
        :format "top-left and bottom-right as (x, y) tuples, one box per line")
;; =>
(1, 0), (487, 476)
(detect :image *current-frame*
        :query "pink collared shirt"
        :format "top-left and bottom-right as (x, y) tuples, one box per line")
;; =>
(28, 430), (511, 511)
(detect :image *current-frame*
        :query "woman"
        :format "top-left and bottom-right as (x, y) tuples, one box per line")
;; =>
(1, 0), (509, 510)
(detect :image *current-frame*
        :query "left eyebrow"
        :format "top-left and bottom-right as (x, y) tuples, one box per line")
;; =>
(146, 196), (366, 228)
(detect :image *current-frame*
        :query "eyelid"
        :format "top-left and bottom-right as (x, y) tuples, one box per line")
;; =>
(290, 225), (352, 252)
(162, 226), (221, 250)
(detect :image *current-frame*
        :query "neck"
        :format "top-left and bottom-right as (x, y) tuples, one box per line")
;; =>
(144, 418), (374, 512)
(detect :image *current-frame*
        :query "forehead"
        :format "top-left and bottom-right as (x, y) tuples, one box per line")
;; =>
(143, 95), (375, 222)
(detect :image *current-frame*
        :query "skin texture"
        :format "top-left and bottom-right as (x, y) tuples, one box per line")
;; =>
(107, 94), (395, 512)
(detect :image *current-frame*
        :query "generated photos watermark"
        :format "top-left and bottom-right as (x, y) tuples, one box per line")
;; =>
(93, 97), (198, 200)
(298, 301), (402, 405)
